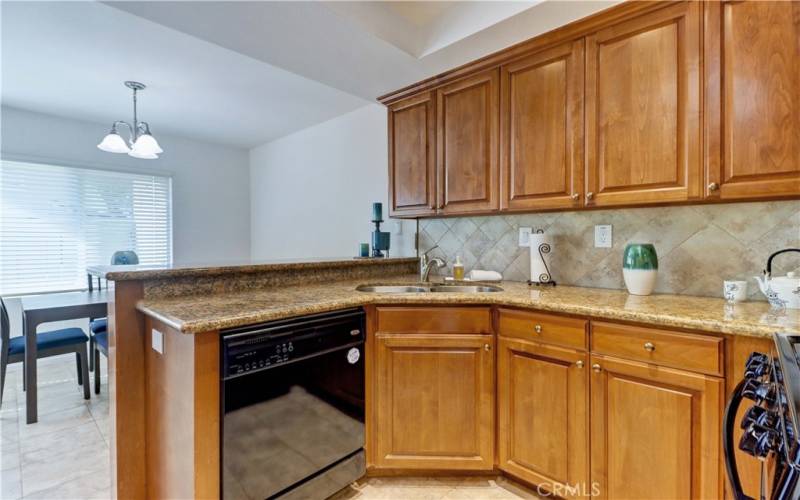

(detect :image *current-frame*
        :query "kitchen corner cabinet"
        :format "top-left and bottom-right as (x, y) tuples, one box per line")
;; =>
(388, 92), (436, 217)
(500, 39), (585, 211)
(704, 1), (800, 200)
(589, 354), (722, 499)
(436, 69), (500, 215)
(497, 336), (589, 498)
(370, 307), (495, 470)
(585, 1), (702, 207)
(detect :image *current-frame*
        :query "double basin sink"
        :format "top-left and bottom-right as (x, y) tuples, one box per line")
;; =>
(356, 284), (503, 294)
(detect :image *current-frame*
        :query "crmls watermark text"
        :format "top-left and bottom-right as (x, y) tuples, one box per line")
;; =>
(536, 482), (601, 497)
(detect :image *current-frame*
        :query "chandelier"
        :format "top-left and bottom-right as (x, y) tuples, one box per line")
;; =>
(97, 81), (163, 160)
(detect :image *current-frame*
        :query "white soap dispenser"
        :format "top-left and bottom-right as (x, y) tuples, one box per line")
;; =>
(453, 255), (465, 281)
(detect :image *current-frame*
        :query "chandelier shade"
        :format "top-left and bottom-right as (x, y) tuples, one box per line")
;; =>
(97, 130), (131, 154)
(97, 81), (162, 160)
(132, 133), (163, 156)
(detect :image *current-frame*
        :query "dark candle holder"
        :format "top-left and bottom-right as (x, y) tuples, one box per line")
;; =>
(371, 219), (390, 258)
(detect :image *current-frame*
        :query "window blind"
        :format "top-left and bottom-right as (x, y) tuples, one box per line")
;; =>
(0, 160), (172, 295)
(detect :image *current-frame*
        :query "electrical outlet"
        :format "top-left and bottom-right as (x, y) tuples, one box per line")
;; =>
(594, 225), (612, 248)
(519, 227), (532, 247)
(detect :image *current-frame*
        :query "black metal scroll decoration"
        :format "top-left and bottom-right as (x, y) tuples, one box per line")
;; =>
(528, 229), (556, 287)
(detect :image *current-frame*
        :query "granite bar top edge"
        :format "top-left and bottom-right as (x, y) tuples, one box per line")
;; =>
(135, 279), (800, 338)
(89, 257), (418, 281)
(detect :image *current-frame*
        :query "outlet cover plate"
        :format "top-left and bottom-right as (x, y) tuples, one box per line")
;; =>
(594, 225), (612, 248)
(152, 329), (164, 354)
(519, 227), (532, 247)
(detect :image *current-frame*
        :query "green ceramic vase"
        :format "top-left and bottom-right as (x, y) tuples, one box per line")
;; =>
(622, 243), (658, 295)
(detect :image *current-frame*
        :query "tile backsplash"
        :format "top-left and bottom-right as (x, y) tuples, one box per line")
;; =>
(418, 200), (800, 299)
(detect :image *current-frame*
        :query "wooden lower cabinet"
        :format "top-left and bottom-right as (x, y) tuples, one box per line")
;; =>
(589, 354), (723, 499)
(497, 336), (589, 498)
(371, 332), (495, 470)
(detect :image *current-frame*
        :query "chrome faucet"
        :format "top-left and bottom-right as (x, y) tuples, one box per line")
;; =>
(420, 245), (446, 282)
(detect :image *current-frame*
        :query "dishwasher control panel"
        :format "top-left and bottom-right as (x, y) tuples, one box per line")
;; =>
(221, 308), (365, 379)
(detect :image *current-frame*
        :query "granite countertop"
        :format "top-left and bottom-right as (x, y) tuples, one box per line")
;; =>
(87, 257), (418, 281)
(136, 275), (800, 338)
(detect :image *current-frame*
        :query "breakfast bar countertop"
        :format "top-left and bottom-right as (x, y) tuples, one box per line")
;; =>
(135, 275), (800, 338)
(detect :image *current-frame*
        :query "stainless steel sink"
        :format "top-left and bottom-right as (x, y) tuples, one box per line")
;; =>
(355, 285), (429, 293)
(355, 284), (503, 293)
(430, 285), (503, 293)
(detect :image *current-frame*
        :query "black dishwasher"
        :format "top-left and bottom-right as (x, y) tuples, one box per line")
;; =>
(221, 308), (365, 500)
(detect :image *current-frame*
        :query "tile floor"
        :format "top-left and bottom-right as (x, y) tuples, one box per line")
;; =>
(1, 354), (111, 499)
(0, 355), (541, 500)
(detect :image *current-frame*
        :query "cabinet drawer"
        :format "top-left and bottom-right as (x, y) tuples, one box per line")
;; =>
(591, 321), (723, 376)
(376, 306), (492, 334)
(497, 308), (587, 349)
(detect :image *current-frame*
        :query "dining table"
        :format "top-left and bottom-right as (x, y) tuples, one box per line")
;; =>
(20, 289), (108, 424)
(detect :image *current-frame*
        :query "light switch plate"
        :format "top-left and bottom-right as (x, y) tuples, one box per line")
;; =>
(519, 227), (532, 247)
(594, 225), (612, 248)
(152, 329), (164, 354)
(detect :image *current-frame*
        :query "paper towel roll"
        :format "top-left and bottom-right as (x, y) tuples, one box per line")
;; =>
(529, 232), (554, 284)
(467, 270), (503, 282)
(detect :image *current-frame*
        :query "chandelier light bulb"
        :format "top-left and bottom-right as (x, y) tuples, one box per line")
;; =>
(128, 148), (159, 160)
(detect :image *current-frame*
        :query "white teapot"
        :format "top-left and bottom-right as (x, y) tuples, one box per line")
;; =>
(755, 249), (800, 309)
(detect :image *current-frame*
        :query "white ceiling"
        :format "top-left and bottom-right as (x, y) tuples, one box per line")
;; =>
(1, 1), (621, 149)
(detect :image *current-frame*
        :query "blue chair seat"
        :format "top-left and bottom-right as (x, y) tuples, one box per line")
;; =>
(94, 332), (108, 352)
(8, 328), (89, 356)
(89, 318), (107, 334)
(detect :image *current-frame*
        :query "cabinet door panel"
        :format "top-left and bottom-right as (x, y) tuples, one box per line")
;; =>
(586, 2), (702, 206)
(497, 337), (588, 497)
(501, 40), (584, 211)
(374, 334), (494, 470)
(705, 1), (800, 199)
(590, 355), (722, 499)
(389, 92), (436, 216)
(437, 69), (499, 214)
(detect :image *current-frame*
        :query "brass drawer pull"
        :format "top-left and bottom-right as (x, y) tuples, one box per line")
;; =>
(586, 192), (594, 200)
(534, 324), (542, 334)
(644, 342), (656, 352)
(484, 344), (491, 351)
(576, 360), (584, 368)
(592, 364), (602, 373)
(708, 182), (720, 191)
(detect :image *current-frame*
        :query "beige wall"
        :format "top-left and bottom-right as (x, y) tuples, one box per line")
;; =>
(419, 200), (800, 299)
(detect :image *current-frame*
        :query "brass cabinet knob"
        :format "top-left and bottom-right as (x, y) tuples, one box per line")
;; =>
(592, 363), (602, 373)
(534, 324), (542, 334)
(586, 192), (595, 200)
(571, 193), (580, 201)
(484, 344), (491, 351)
(576, 360), (584, 368)
(644, 342), (656, 352)
(708, 182), (720, 191)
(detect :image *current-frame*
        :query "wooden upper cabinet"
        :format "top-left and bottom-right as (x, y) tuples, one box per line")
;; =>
(705, 1), (800, 199)
(501, 39), (584, 211)
(497, 337), (589, 498)
(585, 2), (702, 207)
(436, 69), (500, 214)
(590, 355), (722, 499)
(388, 92), (436, 217)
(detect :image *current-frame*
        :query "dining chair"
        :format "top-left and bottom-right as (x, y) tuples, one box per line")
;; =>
(0, 297), (91, 406)
(92, 328), (108, 394)
(89, 250), (137, 372)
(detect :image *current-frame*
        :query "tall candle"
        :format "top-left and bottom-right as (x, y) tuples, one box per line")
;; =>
(372, 202), (383, 221)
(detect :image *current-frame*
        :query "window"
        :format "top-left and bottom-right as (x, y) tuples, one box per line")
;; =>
(0, 160), (172, 295)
